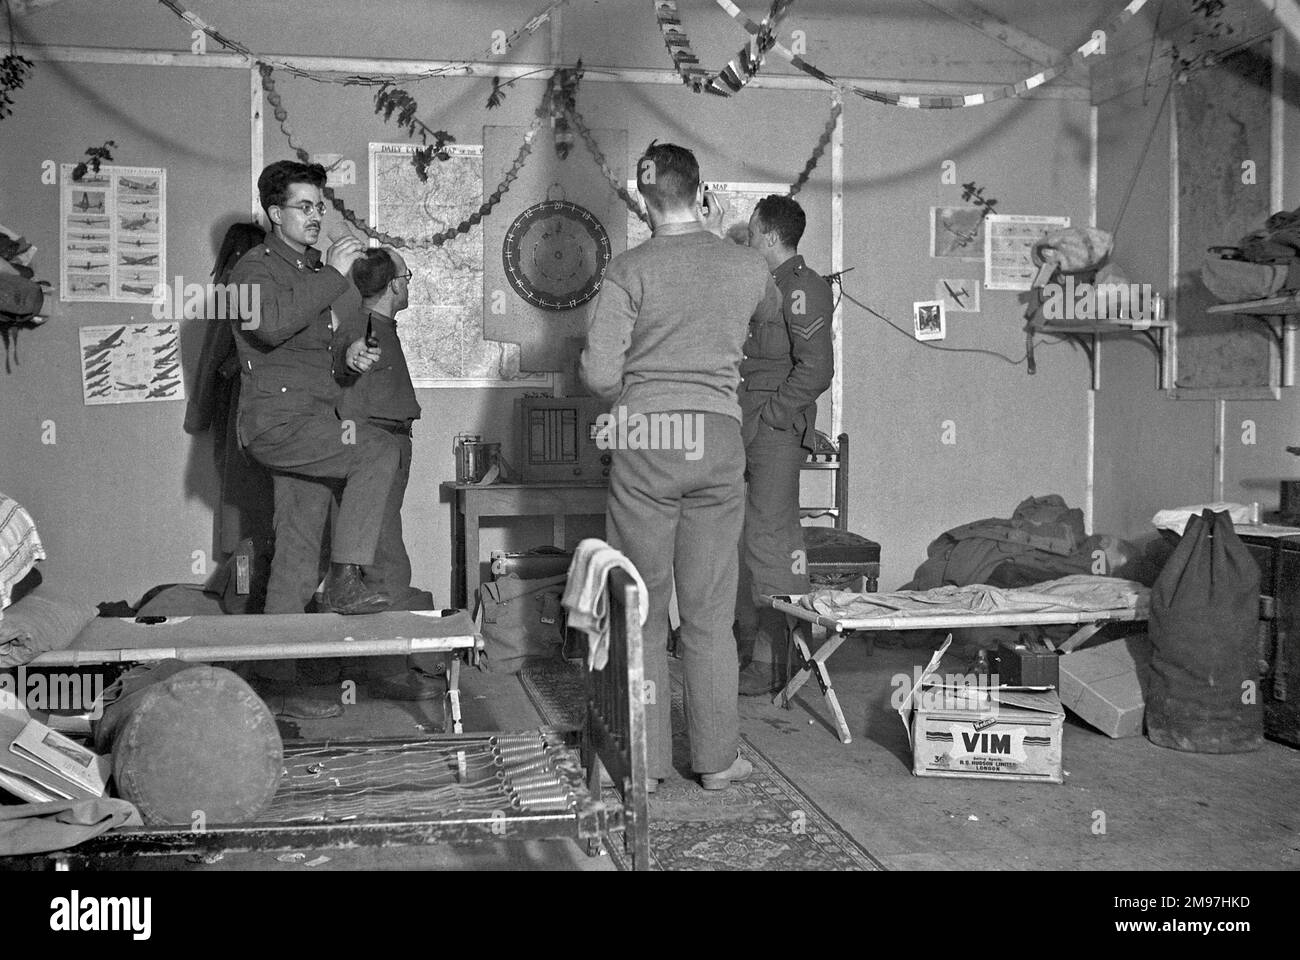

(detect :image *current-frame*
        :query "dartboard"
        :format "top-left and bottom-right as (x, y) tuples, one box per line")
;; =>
(501, 200), (611, 310)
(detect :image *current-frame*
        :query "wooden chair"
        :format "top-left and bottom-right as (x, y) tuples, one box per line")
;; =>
(800, 431), (880, 592)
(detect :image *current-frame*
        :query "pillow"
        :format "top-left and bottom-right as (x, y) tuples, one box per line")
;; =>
(93, 662), (283, 826)
(0, 590), (97, 668)
(0, 494), (46, 612)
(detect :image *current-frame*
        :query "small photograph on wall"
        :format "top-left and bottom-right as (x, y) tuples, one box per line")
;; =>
(936, 278), (980, 313)
(930, 206), (985, 261)
(913, 300), (946, 341)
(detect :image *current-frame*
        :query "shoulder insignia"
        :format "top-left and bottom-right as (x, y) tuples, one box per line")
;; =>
(791, 315), (826, 340)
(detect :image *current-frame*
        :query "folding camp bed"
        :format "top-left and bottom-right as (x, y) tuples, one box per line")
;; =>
(764, 582), (1150, 744)
(6, 570), (649, 870)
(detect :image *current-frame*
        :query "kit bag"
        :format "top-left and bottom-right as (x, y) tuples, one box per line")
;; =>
(1146, 510), (1263, 753)
(476, 573), (568, 674)
(0, 274), (43, 320)
(1200, 255), (1290, 303)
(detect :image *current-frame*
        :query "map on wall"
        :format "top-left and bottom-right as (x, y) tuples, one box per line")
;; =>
(624, 179), (839, 434)
(369, 143), (547, 386)
(625, 180), (787, 249)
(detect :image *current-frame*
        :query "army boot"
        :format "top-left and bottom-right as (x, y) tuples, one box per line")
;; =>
(324, 562), (391, 615)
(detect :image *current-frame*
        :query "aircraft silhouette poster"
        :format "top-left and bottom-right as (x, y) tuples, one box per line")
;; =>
(79, 322), (183, 405)
(60, 164), (166, 303)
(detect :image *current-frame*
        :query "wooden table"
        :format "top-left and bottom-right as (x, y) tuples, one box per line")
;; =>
(441, 480), (609, 609)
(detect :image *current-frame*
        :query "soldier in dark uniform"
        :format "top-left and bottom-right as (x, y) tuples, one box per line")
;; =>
(334, 247), (443, 700)
(736, 195), (836, 696)
(229, 160), (398, 717)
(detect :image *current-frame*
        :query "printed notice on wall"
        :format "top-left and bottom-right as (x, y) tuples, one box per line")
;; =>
(60, 165), (167, 303)
(79, 322), (183, 405)
(983, 214), (1069, 291)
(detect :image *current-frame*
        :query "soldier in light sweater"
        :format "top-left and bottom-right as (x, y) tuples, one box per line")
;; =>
(581, 142), (782, 791)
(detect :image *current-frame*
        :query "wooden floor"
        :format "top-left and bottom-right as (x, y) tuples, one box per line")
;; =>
(739, 639), (1300, 871)
(171, 637), (1298, 871)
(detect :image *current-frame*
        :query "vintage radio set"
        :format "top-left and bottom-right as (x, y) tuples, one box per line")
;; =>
(516, 396), (612, 482)
(992, 635), (1060, 688)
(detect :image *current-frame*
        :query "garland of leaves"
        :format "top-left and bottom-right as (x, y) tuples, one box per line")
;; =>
(1170, 0), (1237, 74)
(372, 84), (456, 181)
(657, 0), (795, 96)
(70, 140), (116, 181)
(260, 62), (543, 248)
(0, 50), (29, 119)
(1, 0), (32, 121)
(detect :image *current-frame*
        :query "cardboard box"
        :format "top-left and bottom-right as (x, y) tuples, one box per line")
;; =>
(1058, 636), (1151, 738)
(899, 638), (1065, 784)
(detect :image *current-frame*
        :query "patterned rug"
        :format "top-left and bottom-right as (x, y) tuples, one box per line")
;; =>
(518, 659), (884, 871)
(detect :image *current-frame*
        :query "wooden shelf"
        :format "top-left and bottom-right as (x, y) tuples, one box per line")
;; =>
(1206, 292), (1300, 316)
(1026, 317), (1172, 390)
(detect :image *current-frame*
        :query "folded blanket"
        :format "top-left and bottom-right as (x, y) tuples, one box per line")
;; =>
(1152, 502), (1251, 535)
(0, 590), (99, 667)
(801, 574), (1148, 622)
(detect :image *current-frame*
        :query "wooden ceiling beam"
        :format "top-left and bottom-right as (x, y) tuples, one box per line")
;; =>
(912, 0), (1091, 88)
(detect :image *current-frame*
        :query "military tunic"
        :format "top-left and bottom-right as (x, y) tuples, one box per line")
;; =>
(336, 308), (422, 597)
(736, 254), (836, 668)
(228, 234), (398, 615)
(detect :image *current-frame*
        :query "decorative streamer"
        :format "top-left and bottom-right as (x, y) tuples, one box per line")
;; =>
(702, 0), (1149, 108)
(570, 96), (839, 225)
(569, 107), (649, 225)
(159, 0), (843, 239)
(787, 101), (838, 197)
(656, 0), (796, 96)
(722, 0), (1151, 109)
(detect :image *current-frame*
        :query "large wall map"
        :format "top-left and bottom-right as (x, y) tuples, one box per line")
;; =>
(369, 143), (546, 386)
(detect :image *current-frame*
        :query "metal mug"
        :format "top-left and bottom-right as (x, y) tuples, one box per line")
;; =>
(454, 434), (501, 484)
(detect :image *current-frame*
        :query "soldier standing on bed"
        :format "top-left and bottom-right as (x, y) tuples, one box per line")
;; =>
(229, 160), (399, 719)
(735, 195), (835, 696)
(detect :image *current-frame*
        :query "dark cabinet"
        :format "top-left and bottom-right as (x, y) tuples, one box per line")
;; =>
(1240, 532), (1299, 747)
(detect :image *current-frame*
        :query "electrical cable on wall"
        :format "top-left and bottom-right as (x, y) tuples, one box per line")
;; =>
(838, 288), (1061, 367)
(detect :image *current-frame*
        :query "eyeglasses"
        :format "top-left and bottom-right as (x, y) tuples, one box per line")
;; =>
(394, 270), (413, 282)
(280, 201), (327, 217)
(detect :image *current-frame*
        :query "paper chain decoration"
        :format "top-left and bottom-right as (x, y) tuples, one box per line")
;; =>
(264, 65), (839, 243)
(656, 0), (795, 96)
(162, 0), (841, 242)
(708, 0), (1149, 109)
(787, 100), (838, 197)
